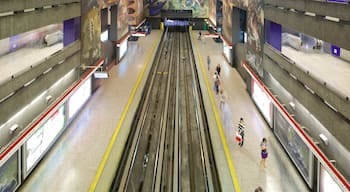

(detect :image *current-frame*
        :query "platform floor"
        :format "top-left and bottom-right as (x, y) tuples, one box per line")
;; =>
(19, 30), (310, 192)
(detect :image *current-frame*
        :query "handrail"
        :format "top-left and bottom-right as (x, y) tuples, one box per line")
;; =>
(0, 58), (104, 164)
(242, 61), (350, 191)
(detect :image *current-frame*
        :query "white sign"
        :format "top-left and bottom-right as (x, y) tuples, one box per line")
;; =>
(119, 39), (128, 60)
(252, 79), (272, 125)
(319, 165), (343, 192)
(26, 106), (65, 171)
(223, 41), (231, 63)
(68, 77), (91, 119)
(100, 30), (109, 42)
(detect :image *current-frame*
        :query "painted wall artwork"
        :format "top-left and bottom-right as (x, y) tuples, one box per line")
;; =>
(147, 0), (209, 18)
(118, 0), (129, 39)
(209, 0), (216, 26)
(222, 0), (232, 43)
(97, 0), (118, 8)
(81, 0), (102, 66)
(246, 0), (264, 77)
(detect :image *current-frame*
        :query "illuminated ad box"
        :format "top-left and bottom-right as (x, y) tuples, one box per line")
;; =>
(23, 105), (66, 177)
(68, 77), (92, 119)
(251, 79), (273, 126)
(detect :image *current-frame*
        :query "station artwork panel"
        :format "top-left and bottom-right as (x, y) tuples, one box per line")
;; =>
(118, 0), (129, 39)
(209, 0), (216, 26)
(147, 0), (209, 18)
(222, 0), (232, 42)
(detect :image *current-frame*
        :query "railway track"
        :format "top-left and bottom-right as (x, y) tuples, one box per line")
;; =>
(111, 27), (220, 192)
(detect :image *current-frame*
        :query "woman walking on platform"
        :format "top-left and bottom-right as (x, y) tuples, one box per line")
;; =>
(260, 138), (268, 168)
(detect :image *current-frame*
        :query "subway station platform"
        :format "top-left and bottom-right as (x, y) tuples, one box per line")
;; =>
(18, 30), (310, 191)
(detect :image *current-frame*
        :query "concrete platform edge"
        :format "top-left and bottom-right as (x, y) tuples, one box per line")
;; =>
(93, 32), (163, 191)
(190, 31), (235, 191)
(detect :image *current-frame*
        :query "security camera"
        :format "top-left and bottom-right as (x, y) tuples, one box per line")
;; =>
(9, 124), (19, 134)
(319, 134), (328, 146)
(46, 95), (52, 104)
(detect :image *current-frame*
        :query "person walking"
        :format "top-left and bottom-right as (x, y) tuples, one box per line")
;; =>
(198, 31), (202, 40)
(260, 138), (268, 168)
(219, 89), (226, 110)
(216, 63), (221, 76)
(237, 117), (245, 147)
(214, 74), (220, 95)
(207, 55), (211, 71)
(254, 186), (264, 192)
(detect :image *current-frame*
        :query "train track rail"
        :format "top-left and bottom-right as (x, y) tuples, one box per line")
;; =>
(111, 27), (220, 192)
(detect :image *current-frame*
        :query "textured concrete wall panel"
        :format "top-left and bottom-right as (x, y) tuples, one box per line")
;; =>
(0, 53), (80, 124)
(265, 0), (350, 21)
(0, 3), (81, 40)
(264, 6), (350, 50)
(0, 41), (80, 100)
(264, 55), (350, 150)
(264, 44), (350, 121)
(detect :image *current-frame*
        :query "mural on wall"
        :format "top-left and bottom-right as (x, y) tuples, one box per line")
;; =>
(246, 0), (264, 76)
(128, 0), (144, 26)
(147, 0), (209, 18)
(222, 0), (232, 43)
(81, 0), (102, 66)
(118, 0), (129, 40)
(97, 0), (118, 8)
(209, 0), (216, 26)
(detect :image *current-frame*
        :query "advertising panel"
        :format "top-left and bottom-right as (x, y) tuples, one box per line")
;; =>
(251, 79), (272, 126)
(0, 152), (19, 192)
(319, 164), (343, 192)
(25, 106), (66, 173)
(274, 110), (313, 187)
(68, 77), (92, 119)
(119, 39), (128, 60)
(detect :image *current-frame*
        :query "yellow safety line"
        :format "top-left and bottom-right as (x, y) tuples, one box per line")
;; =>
(192, 32), (241, 192)
(89, 36), (159, 191)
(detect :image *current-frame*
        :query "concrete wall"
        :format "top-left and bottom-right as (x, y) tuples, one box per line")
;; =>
(264, 44), (350, 120)
(340, 48), (350, 63)
(265, 0), (350, 21)
(264, 6), (350, 51)
(0, 41), (81, 101)
(265, 73), (350, 183)
(0, 50), (80, 126)
(0, 69), (77, 148)
(263, 52), (350, 151)
(234, 43), (249, 81)
(0, 0), (80, 13)
(0, 3), (80, 40)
